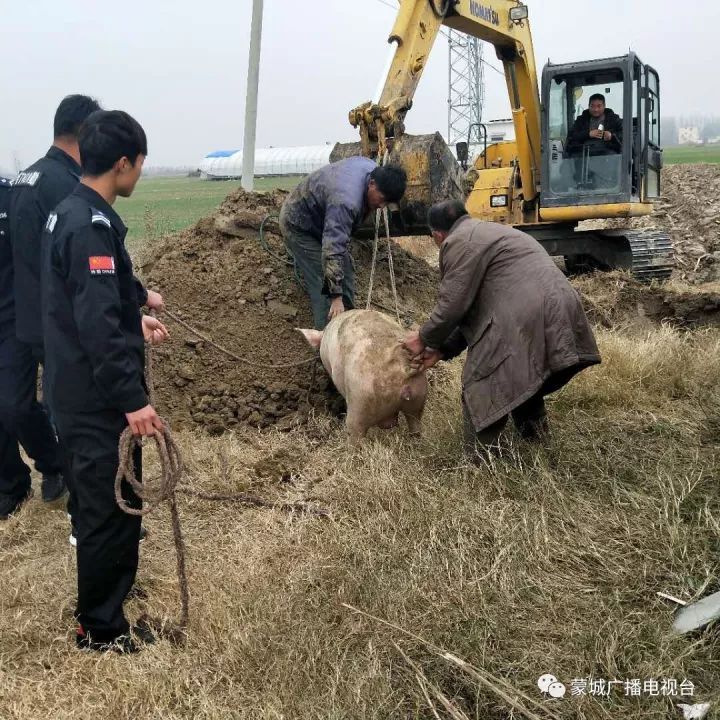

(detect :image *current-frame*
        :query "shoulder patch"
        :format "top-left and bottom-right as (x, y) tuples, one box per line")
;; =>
(91, 210), (112, 229)
(12, 171), (42, 187)
(45, 213), (58, 233)
(89, 256), (116, 275)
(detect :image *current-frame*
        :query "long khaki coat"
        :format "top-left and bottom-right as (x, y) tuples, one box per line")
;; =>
(420, 216), (601, 431)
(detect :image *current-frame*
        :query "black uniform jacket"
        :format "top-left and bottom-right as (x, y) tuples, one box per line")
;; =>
(0, 177), (13, 338)
(41, 184), (148, 415)
(11, 147), (148, 348)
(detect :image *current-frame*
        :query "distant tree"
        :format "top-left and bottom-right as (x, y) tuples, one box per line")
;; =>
(701, 119), (720, 142)
(662, 117), (678, 146)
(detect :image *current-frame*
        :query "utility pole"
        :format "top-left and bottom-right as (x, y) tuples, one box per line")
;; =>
(241, 0), (264, 191)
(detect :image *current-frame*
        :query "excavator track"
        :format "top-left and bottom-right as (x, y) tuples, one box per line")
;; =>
(599, 228), (675, 282)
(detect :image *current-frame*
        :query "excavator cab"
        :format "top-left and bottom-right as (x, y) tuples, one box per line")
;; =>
(333, 0), (673, 280)
(541, 53), (662, 210)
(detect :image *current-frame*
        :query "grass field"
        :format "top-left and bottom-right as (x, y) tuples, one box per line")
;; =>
(2, 161), (720, 717)
(664, 144), (720, 164)
(117, 175), (299, 254)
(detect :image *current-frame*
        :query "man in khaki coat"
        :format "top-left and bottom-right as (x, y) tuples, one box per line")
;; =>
(403, 200), (600, 458)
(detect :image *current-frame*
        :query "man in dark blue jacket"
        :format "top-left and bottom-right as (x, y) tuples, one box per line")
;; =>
(42, 110), (168, 653)
(279, 157), (407, 329)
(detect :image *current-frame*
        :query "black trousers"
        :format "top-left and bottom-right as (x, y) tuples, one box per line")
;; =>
(463, 391), (548, 454)
(55, 410), (142, 643)
(463, 367), (582, 458)
(0, 335), (63, 497)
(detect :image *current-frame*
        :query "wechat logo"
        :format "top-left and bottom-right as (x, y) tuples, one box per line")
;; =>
(538, 674), (566, 699)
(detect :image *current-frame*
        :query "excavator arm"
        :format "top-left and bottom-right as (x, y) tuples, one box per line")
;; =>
(349, 0), (540, 203)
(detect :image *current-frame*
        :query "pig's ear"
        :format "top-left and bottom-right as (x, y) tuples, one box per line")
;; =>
(296, 328), (323, 349)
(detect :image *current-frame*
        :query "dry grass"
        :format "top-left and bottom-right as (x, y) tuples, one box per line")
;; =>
(1, 325), (719, 719)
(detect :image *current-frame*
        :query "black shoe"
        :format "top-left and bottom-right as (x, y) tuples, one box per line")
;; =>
(76, 622), (155, 654)
(0, 489), (33, 519)
(132, 617), (156, 645)
(41, 474), (67, 503)
(127, 584), (149, 601)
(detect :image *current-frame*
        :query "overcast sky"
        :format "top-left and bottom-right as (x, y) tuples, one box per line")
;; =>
(1, 0), (717, 172)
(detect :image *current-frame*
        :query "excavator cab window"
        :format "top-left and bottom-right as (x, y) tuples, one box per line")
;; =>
(546, 70), (625, 199)
(540, 55), (651, 209)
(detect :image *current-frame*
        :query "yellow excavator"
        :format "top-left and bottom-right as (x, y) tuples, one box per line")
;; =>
(331, 0), (673, 280)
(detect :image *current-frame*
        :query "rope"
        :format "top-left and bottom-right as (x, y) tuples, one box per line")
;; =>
(113, 321), (329, 644)
(259, 214), (294, 267)
(366, 150), (401, 324)
(365, 210), (381, 312)
(162, 308), (318, 369)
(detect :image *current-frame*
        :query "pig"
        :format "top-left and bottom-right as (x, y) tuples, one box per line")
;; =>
(297, 309), (428, 440)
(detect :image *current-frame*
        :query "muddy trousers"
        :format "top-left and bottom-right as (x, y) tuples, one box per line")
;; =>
(462, 367), (582, 459)
(55, 410), (142, 643)
(0, 334), (64, 498)
(280, 213), (355, 330)
(463, 392), (548, 458)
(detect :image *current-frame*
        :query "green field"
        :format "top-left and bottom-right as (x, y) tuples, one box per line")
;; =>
(663, 144), (720, 164)
(117, 175), (299, 253)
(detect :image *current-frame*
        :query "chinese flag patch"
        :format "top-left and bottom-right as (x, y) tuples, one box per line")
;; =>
(89, 256), (115, 275)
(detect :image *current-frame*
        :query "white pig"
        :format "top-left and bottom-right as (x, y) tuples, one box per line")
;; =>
(297, 309), (428, 440)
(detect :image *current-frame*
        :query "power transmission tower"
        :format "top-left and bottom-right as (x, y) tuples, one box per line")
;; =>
(447, 30), (485, 156)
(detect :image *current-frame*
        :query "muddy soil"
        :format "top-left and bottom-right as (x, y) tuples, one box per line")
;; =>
(141, 188), (438, 433)
(140, 164), (720, 434)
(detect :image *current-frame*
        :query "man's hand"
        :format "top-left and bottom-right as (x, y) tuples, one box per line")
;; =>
(126, 404), (164, 437)
(328, 296), (345, 322)
(589, 129), (603, 139)
(602, 131), (612, 142)
(419, 348), (443, 371)
(402, 330), (426, 358)
(146, 290), (165, 311)
(142, 315), (169, 345)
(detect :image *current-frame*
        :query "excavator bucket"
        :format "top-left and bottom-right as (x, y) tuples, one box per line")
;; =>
(331, 132), (465, 238)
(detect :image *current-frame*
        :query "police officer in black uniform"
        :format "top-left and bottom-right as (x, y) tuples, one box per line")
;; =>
(6, 95), (163, 527)
(42, 110), (168, 653)
(2, 95), (101, 516)
(0, 176), (35, 509)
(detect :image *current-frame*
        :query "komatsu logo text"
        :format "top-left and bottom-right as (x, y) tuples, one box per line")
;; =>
(470, 1), (500, 25)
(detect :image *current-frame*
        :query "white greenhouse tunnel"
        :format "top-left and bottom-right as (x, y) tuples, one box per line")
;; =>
(200, 145), (334, 179)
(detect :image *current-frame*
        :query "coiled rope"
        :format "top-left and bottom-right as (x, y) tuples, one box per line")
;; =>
(114, 323), (329, 645)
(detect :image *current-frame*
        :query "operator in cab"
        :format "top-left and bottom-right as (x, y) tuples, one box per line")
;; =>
(566, 93), (622, 157)
(279, 158), (407, 330)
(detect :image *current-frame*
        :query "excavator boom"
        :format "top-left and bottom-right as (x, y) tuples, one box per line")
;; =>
(348, 0), (540, 205)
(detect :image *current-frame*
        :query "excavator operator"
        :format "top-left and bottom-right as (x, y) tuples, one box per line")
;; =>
(565, 94), (623, 189)
(566, 94), (623, 156)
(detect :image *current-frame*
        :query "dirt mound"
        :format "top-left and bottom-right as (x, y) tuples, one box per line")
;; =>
(141, 188), (439, 433)
(583, 163), (720, 282)
(573, 272), (720, 329)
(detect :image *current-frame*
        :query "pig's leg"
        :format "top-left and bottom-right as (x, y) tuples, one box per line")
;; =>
(402, 405), (424, 436)
(401, 374), (427, 436)
(345, 407), (369, 444)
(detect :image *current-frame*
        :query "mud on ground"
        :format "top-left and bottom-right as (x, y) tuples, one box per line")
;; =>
(141, 163), (720, 434)
(141, 188), (438, 434)
(583, 163), (720, 283)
